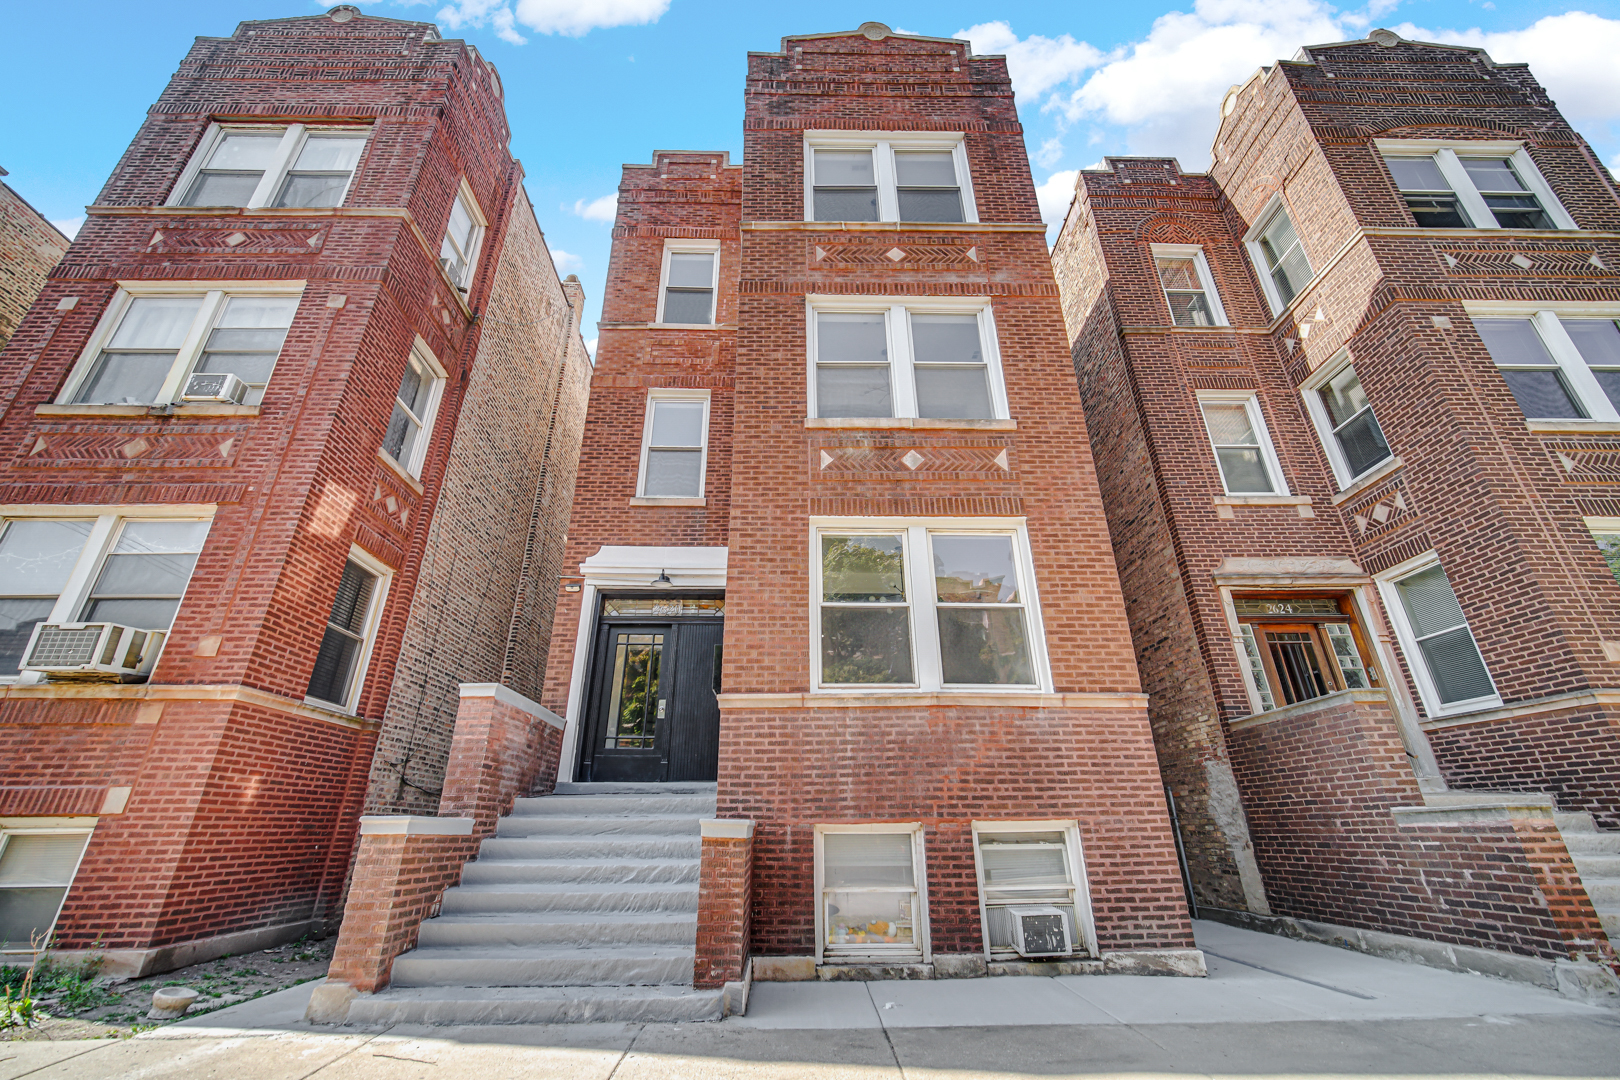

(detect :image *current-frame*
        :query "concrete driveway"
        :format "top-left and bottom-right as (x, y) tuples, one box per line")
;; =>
(3, 921), (1616, 1079)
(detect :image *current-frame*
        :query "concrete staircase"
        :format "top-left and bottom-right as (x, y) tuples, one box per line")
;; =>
(1557, 811), (1620, 943)
(346, 781), (724, 1024)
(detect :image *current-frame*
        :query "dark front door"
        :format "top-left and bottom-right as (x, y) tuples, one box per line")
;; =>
(581, 598), (723, 783)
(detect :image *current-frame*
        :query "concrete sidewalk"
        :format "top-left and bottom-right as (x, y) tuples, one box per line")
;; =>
(2, 921), (1616, 1079)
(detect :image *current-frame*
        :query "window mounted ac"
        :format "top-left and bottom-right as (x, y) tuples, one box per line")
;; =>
(21, 622), (166, 682)
(439, 255), (464, 283)
(1007, 905), (1073, 958)
(181, 371), (248, 404)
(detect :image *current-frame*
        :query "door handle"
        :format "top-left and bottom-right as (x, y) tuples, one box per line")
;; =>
(657, 699), (667, 719)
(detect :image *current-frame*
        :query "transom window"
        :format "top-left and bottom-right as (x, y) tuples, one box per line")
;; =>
(0, 829), (92, 951)
(1232, 595), (1375, 714)
(656, 243), (719, 326)
(1377, 142), (1573, 232)
(1304, 361), (1393, 486)
(65, 285), (301, 407)
(805, 134), (976, 224)
(306, 552), (389, 712)
(439, 185), (487, 291)
(814, 825), (930, 964)
(1379, 559), (1498, 716)
(809, 298), (1005, 421)
(1247, 203), (1313, 314)
(172, 124), (368, 209)
(1150, 245), (1227, 327)
(814, 523), (1045, 692)
(1197, 393), (1287, 495)
(637, 392), (710, 499)
(383, 342), (447, 478)
(1472, 312), (1620, 422)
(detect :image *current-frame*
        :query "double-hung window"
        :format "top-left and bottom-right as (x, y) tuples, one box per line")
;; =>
(656, 241), (719, 326)
(382, 340), (448, 479)
(1151, 245), (1227, 327)
(972, 822), (1097, 961)
(0, 828), (92, 951)
(814, 824), (930, 964)
(1471, 310), (1620, 422)
(439, 185), (487, 292)
(1302, 359), (1393, 486)
(170, 124), (368, 209)
(809, 298), (1005, 421)
(1246, 203), (1313, 314)
(63, 283), (301, 407)
(805, 134), (976, 224)
(0, 511), (213, 677)
(814, 522), (1046, 692)
(306, 550), (389, 712)
(1378, 557), (1498, 716)
(636, 391), (710, 500)
(1197, 393), (1288, 495)
(1377, 141), (1573, 232)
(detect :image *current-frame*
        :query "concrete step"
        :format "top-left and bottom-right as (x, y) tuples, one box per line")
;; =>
(553, 781), (717, 796)
(391, 944), (696, 988)
(1584, 879), (1620, 906)
(460, 858), (699, 887)
(477, 835), (702, 861)
(1563, 831), (1620, 856)
(1572, 854), (1620, 880)
(346, 984), (724, 1025)
(418, 911), (697, 950)
(510, 794), (716, 817)
(439, 882), (698, 916)
(1555, 811), (1598, 832)
(495, 814), (702, 838)
(1600, 910), (1620, 941)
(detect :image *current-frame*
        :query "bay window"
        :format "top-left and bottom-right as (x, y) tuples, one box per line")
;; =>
(170, 124), (368, 210)
(1302, 359), (1393, 486)
(805, 133), (976, 224)
(1471, 310), (1620, 422)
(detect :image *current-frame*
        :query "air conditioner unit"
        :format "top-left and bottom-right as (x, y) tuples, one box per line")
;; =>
(181, 371), (248, 404)
(21, 622), (166, 682)
(1007, 905), (1073, 958)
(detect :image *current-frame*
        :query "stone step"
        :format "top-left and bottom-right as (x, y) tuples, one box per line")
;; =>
(1563, 831), (1620, 856)
(1555, 811), (1598, 832)
(495, 814), (702, 838)
(391, 944), (696, 988)
(460, 858), (699, 887)
(346, 984), (724, 1025)
(1600, 910), (1620, 941)
(1584, 879), (1620, 906)
(418, 911), (697, 950)
(1572, 854), (1620, 880)
(440, 881), (698, 916)
(477, 835), (702, 861)
(553, 781), (717, 796)
(510, 794), (717, 817)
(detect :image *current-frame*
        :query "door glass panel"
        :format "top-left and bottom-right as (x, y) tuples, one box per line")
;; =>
(604, 632), (663, 749)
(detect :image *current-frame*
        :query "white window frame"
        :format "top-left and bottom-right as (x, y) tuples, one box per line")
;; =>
(439, 180), (489, 291)
(635, 389), (711, 500)
(1244, 196), (1313, 317)
(1461, 301), (1620, 423)
(813, 822), (931, 965)
(809, 517), (1052, 695)
(802, 131), (978, 224)
(1375, 139), (1577, 232)
(0, 505), (216, 683)
(166, 122), (370, 210)
(653, 239), (722, 327)
(1375, 550), (1501, 719)
(1195, 390), (1290, 496)
(303, 543), (392, 715)
(1149, 244), (1228, 328)
(970, 819), (1098, 962)
(0, 825), (95, 953)
(383, 337), (449, 479)
(805, 295), (1009, 421)
(1299, 351), (1395, 488)
(56, 279), (306, 407)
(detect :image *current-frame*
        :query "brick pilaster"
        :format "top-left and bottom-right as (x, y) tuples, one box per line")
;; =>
(694, 820), (753, 989)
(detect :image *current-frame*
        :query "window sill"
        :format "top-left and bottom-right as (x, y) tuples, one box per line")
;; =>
(1329, 455), (1403, 506)
(375, 449), (426, 495)
(744, 221), (1044, 233)
(1524, 419), (1620, 434)
(630, 497), (706, 507)
(1213, 495), (1314, 519)
(37, 403), (261, 419)
(804, 417), (1017, 431)
(646, 322), (734, 332)
(716, 690), (1148, 710)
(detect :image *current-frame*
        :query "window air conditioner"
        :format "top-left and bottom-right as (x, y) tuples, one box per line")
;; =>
(181, 371), (248, 404)
(21, 622), (166, 682)
(1007, 905), (1073, 958)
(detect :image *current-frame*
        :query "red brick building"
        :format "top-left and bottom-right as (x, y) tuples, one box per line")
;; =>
(0, 7), (587, 975)
(1052, 29), (1619, 982)
(0, 169), (71, 352)
(535, 22), (1197, 984)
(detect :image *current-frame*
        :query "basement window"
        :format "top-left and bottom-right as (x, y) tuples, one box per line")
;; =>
(814, 825), (929, 964)
(305, 550), (390, 713)
(0, 829), (92, 952)
(170, 124), (369, 210)
(972, 822), (1097, 961)
(805, 133), (977, 224)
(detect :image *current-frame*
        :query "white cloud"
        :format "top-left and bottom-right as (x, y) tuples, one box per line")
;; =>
(1035, 170), (1079, 237)
(436, 0), (667, 41)
(584, 337), (598, 357)
(955, 21), (1103, 100)
(50, 216), (84, 240)
(570, 194), (618, 222)
(551, 248), (582, 273)
(1035, 136), (1065, 169)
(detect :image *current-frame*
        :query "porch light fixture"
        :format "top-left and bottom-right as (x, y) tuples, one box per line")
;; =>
(652, 570), (674, 588)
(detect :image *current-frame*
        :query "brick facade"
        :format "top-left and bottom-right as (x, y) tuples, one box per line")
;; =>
(0, 173), (70, 352)
(1053, 29), (1617, 967)
(0, 9), (585, 973)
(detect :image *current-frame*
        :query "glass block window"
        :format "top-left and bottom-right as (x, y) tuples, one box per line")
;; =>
(818, 828), (926, 962)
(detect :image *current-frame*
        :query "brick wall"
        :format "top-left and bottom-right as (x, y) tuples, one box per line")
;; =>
(694, 832), (752, 988)
(0, 178), (69, 351)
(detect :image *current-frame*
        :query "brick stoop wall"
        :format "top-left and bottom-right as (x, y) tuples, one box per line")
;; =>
(694, 822), (754, 989)
(1227, 689), (1614, 966)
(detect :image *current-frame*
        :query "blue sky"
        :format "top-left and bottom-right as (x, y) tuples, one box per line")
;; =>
(7, 0), (1620, 351)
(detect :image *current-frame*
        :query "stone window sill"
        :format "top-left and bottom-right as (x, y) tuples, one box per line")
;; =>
(37, 403), (261, 419)
(1329, 456), (1403, 506)
(375, 450), (426, 495)
(1213, 495), (1314, 519)
(1524, 419), (1620, 435)
(630, 497), (706, 507)
(803, 417), (1017, 431)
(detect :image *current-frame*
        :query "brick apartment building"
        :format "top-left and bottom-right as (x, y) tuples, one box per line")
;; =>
(0, 169), (71, 352)
(1053, 29), (1619, 981)
(0, 6), (588, 975)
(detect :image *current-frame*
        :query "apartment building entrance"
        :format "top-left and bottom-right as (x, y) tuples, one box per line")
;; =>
(579, 595), (723, 783)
